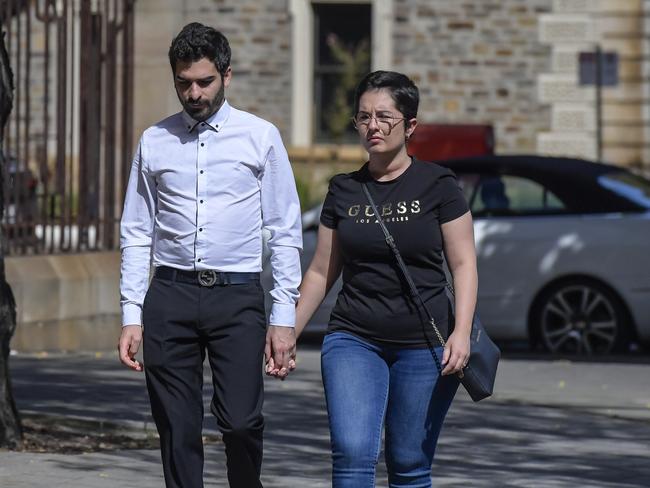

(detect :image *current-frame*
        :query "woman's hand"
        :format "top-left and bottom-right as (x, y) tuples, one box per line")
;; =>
(441, 329), (470, 376)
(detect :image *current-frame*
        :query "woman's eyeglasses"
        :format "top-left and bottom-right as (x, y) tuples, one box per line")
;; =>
(351, 112), (406, 135)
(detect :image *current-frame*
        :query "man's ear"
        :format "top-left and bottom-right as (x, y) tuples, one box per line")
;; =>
(222, 66), (233, 88)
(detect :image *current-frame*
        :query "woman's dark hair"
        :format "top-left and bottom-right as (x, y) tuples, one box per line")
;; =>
(353, 70), (419, 120)
(168, 22), (231, 77)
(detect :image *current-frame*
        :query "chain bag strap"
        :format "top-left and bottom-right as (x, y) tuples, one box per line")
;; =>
(361, 183), (446, 376)
(361, 182), (500, 401)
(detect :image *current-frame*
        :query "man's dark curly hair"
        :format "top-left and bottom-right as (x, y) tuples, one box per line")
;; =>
(168, 22), (231, 77)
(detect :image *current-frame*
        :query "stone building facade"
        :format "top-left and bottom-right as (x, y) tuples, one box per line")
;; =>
(133, 0), (650, 171)
(392, 0), (553, 155)
(134, 0), (554, 156)
(6, 1), (649, 186)
(537, 0), (650, 167)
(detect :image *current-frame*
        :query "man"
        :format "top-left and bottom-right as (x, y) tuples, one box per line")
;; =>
(118, 22), (302, 488)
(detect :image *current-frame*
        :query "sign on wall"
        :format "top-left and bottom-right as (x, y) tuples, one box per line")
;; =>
(579, 51), (619, 86)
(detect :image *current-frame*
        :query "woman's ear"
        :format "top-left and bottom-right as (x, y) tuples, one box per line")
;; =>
(406, 118), (418, 140)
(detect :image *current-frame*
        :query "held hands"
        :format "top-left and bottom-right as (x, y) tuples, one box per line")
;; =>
(118, 324), (144, 372)
(265, 325), (297, 380)
(119, 323), (298, 378)
(441, 330), (470, 376)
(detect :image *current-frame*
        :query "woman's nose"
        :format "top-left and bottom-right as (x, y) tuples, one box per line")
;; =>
(367, 115), (380, 130)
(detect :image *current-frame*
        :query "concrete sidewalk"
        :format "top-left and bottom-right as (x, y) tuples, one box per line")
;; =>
(1, 347), (650, 487)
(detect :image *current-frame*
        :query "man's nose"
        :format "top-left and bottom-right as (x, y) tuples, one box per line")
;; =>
(189, 83), (201, 99)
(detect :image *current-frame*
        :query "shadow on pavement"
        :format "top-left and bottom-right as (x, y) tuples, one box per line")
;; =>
(438, 399), (650, 487)
(8, 350), (650, 487)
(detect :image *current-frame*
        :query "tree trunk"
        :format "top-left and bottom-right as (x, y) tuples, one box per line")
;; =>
(0, 27), (21, 449)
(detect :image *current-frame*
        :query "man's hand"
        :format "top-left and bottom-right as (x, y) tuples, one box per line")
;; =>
(118, 324), (144, 372)
(264, 326), (296, 380)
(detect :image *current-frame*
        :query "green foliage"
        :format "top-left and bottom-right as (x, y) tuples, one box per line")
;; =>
(294, 174), (312, 212)
(324, 34), (370, 142)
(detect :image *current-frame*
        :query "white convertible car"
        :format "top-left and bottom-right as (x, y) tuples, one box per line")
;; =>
(268, 155), (650, 356)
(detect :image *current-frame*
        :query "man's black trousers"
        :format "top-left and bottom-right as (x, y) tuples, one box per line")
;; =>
(142, 274), (266, 488)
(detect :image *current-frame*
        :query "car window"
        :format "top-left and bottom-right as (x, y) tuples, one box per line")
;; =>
(456, 173), (480, 204)
(472, 175), (565, 216)
(597, 172), (650, 209)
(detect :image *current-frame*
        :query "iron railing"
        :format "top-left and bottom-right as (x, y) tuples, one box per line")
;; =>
(1, 0), (135, 255)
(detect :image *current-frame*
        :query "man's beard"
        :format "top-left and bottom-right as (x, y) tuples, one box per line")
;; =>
(182, 83), (225, 122)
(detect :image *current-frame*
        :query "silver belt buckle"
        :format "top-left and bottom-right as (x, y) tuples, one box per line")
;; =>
(198, 270), (218, 287)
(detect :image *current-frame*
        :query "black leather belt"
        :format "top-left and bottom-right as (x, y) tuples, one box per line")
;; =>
(154, 266), (260, 287)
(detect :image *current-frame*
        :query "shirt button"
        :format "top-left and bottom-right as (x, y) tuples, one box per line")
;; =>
(199, 228), (203, 232)
(200, 143), (205, 147)
(200, 170), (204, 174)
(200, 200), (204, 204)
(197, 258), (202, 262)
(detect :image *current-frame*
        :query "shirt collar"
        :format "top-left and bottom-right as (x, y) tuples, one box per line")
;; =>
(182, 100), (232, 133)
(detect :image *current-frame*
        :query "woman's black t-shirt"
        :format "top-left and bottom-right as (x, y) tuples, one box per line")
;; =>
(320, 158), (469, 347)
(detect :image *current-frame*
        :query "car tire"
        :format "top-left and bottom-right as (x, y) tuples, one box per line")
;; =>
(532, 278), (631, 355)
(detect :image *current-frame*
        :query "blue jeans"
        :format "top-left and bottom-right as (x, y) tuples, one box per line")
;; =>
(321, 332), (459, 488)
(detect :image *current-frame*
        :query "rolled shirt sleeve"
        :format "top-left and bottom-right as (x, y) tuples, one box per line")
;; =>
(260, 126), (303, 327)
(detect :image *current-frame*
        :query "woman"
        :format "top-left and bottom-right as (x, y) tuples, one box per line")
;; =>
(296, 70), (478, 487)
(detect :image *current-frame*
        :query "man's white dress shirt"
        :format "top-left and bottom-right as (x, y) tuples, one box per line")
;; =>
(120, 101), (302, 327)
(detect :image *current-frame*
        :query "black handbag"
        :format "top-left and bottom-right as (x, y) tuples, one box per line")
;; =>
(362, 183), (500, 402)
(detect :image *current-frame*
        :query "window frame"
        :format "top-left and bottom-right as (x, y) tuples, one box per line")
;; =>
(312, 3), (372, 143)
(289, 0), (393, 146)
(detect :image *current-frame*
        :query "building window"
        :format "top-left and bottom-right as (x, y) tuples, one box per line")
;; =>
(313, 3), (371, 143)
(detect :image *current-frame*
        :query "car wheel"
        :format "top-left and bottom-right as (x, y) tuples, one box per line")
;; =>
(533, 279), (630, 355)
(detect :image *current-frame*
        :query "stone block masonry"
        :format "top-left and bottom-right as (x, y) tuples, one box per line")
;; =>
(537, 0), (650, 165)
(392, 0), (553, 154)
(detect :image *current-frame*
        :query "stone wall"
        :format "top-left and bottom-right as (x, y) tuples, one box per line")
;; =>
(134, 0), (557, 155)
(6, 252), (122, 352)
(392, 0), (553, 154)
(537, 0), (649, 166)
(16, 0), (649, 167)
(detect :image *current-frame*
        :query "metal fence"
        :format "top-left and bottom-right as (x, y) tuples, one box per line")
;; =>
(1, 0), (135, 255)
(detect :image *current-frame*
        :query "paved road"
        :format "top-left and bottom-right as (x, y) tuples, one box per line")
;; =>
(1, 345), (649, 487)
